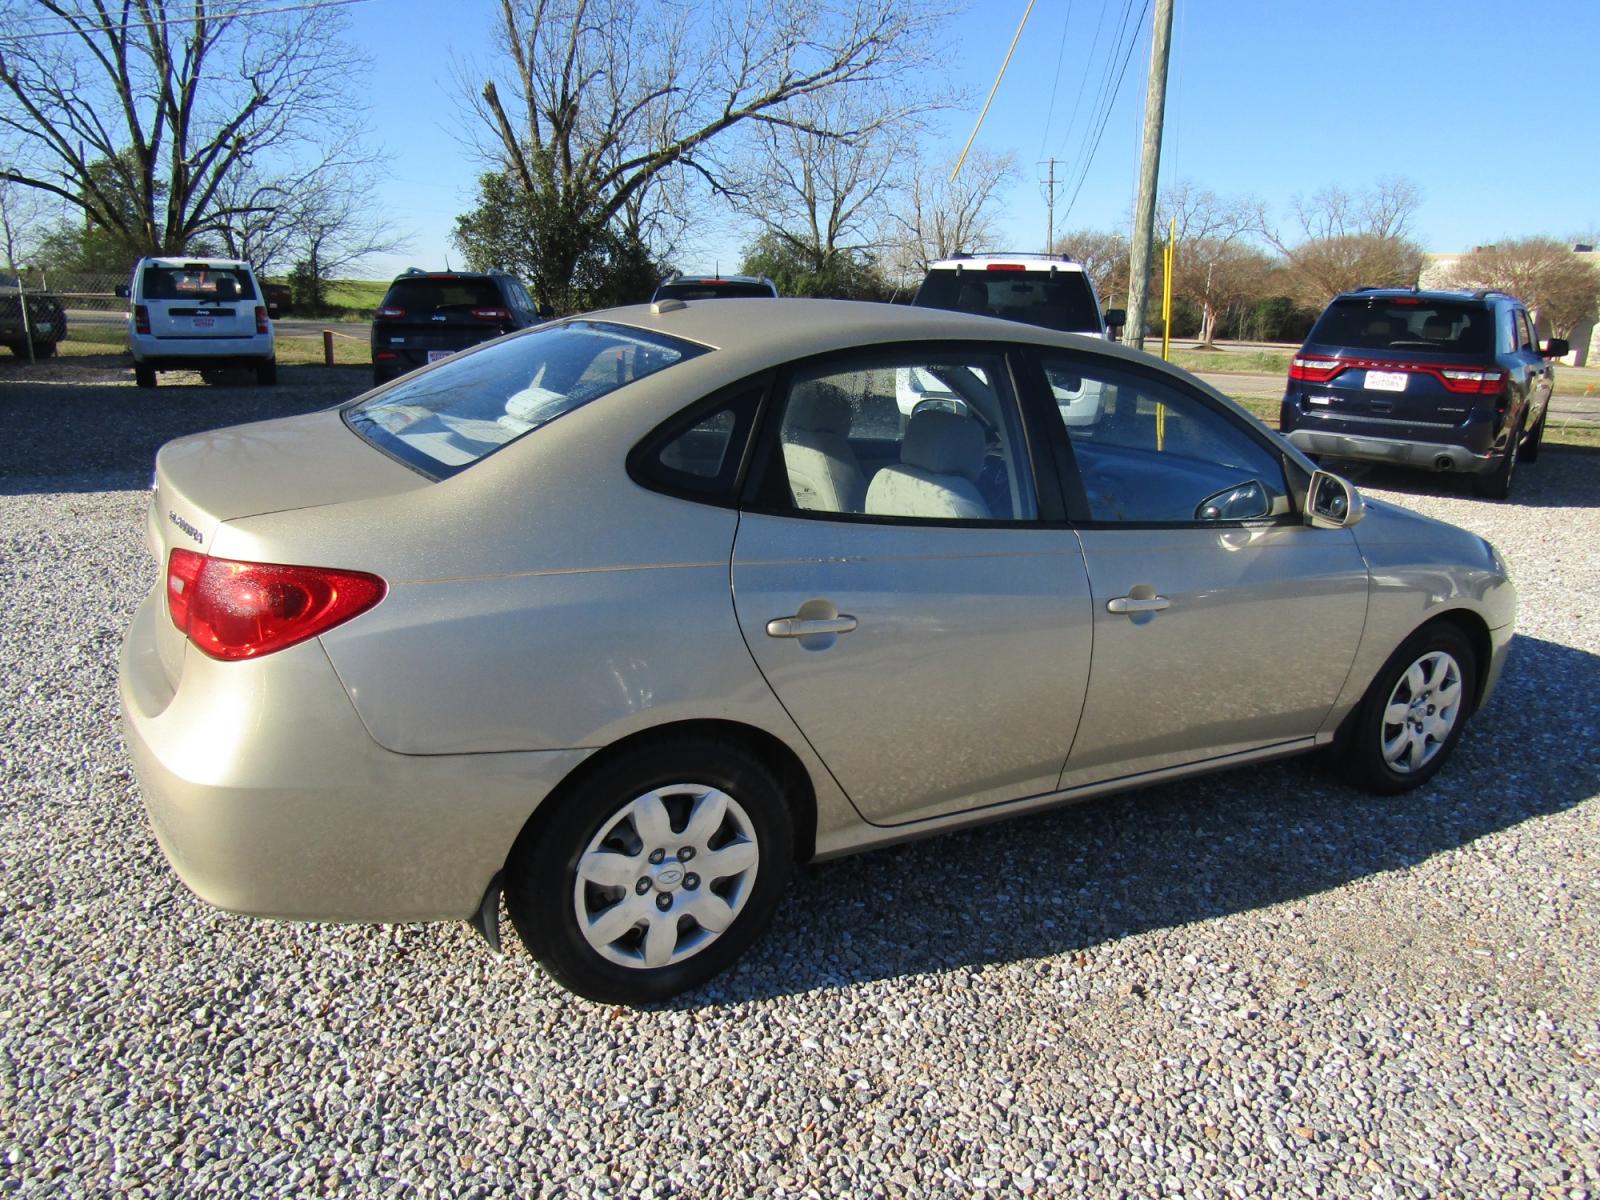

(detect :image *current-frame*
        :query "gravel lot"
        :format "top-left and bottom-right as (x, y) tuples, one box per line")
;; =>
(2, 357), (1597, 1198)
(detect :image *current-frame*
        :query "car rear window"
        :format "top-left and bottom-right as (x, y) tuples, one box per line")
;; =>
(141, 265), (258, 301)
(914, 269), (1101, 333)
(654, 281), (775, 300)
(1307, 298), (1495, 356)
(381, 277), (504, 312)
(345, 320), (708, 478)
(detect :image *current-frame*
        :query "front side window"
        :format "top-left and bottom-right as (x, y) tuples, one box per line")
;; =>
(346, 320), (706, 477)
(771, 350), (1034, 522)
(1042, 355), (1288, 524)
(1514, 309), (1536, 352)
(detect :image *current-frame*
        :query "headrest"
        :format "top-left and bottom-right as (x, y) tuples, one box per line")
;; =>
(902, 409), (985, 481)
(788, 382), (853, 436)
(956, 278), (990, 312)
(1362, 318), (1393, 338)
(215, 278), (239, 299)
(1422, 314), (1454, 339)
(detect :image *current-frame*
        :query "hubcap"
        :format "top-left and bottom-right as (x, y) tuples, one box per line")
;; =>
(1379, 650), (1464, 774)
(572, 783), (760, 970)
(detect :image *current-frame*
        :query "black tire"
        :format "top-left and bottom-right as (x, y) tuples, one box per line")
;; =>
(5, 342), (24, 358)
(32, 340), (57, 359)
(256, 360), (277, 386)
(1340, 622), (1478, 796)
(1520, 413), (1545, 464)
(1471, 420), (1521, 500)
(371, 367), (389, 389)
(134, 364), (157, 389)
(505, 737), (794, 1004)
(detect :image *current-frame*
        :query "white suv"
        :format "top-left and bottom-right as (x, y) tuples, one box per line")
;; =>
(119, 257), (276, 388)
(902, 254), (1125, 422)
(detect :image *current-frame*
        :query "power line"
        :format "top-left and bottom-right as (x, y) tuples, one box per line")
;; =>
(1035, 0), (1076, 161)
(1057, 0), (1138, 206)
(951, 0), (1037, 182)
(0, 0), (370, 42)
(1060, 0), (1151, 224)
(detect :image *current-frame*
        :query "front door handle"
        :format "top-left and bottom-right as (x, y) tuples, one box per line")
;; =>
(766, 614), (858, 638)
(1107, 594), (1170, 614)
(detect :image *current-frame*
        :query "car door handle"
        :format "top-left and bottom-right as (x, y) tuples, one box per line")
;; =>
(1107, 595), (1171, 614)
(766, 615), (858, 638)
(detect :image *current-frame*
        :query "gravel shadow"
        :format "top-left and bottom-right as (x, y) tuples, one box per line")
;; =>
(689, 631), (1599, 1006)
(0, 356), (369, 495)
(1317, 443), (1600, 508)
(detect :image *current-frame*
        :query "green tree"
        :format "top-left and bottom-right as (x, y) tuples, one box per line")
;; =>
(739, 232), (891, 300)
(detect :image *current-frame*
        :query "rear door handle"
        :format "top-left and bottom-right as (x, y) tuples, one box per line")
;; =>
(766, 615), (858, 638)
(1107, 595), (1170, 614)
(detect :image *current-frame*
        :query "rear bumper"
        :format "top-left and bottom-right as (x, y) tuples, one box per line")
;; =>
(1284, 428), (1500, 474)
(131, 331), (273, 367)
(119, 587), (590, 922)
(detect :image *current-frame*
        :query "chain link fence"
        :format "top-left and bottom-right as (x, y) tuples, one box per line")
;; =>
(1, 269), (127, 359)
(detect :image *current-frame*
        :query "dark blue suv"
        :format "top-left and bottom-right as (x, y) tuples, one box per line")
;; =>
(1279, 288), (1565, 499)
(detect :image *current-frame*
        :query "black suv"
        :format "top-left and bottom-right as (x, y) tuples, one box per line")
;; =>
(371, 270), (544, 386)
(1280, 288), (1564, 499)
(651, 273), (778, 301)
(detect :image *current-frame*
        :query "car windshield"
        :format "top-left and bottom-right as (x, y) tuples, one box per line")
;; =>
(345, 320), (707, 477)
(382, 277), (504, 312)
(654, 281), (773, 300)
(915, 269), (1101, 333)
(141, 265), (257, 301)
(1308, 298), (1495, 355)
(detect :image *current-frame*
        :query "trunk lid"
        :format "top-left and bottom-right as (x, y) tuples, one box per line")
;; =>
(147, 408), (428, 683)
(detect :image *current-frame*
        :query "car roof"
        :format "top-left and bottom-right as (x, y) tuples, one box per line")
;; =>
(1333, 287), (1515, 306)
(588, 297), (1157, 370)
(927, 254), (1086, 274)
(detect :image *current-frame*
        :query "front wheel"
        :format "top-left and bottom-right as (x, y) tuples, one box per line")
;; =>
(505, 739), (794, 1004)
(1341, 623), (1478, 795)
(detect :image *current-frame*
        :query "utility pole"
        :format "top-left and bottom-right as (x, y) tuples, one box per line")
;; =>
(1039, 158), (1063, 254)
(1124, 0), (1175, 351)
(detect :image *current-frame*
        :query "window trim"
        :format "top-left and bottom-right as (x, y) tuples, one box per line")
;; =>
(737, 340), (1062, 528)
(626, 372), (774, 507)
(1015, 348), (1304, 531)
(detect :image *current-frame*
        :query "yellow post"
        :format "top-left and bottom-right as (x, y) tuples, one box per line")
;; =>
(1161, 216), (1175, 362)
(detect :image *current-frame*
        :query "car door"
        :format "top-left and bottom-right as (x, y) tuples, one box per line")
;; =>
(731, 345), (1094, 826)
(1514, 308), (1553, 428)
(1029, 352), (1371, 789)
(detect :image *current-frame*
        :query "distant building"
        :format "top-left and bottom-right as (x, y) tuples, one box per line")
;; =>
(1421, 244), (1599, 367)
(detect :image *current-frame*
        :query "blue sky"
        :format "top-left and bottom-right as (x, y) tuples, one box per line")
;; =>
(346, 0), (1600, 280)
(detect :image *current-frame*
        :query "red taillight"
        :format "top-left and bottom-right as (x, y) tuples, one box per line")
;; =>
(375, 350), (397, 361)
(1439, 367), (1507, 395)
(254, 305), (268, 334)
(985, 263), (1026, 271)
(470, 307), (512, 321)
(375, 306), (405, 318)
(134, 304), (151, 334)
(1290, 356), (1345, 383)
(166, 549), (386, 661)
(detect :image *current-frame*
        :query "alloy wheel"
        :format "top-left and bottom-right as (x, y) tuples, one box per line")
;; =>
(1379, 650), (1464, 774)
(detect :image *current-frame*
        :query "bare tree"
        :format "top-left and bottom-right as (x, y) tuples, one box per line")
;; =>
(0, 176), (52, 270)
(463, 0), (951, 311)
(0, 0), (367, 256)
(1159, 181), (1270, 346)
(729, 86), (921, 285)
(887, 148), (1018, 284)
(1444, 237), (1600, 339)
(1260, 177), (1424, 304)
(1053, 229), (1129, 303)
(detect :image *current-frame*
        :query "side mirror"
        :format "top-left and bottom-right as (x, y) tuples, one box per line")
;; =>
(913, 396), (970, 420)
(1305, 469), (1364, 529)
(115, 284), (130, 299)
(1103, 307), (1126, 329)
(1542, 338), (1570, 359)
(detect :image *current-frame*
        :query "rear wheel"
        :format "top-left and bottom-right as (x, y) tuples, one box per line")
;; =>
(1341, 623), (1477, 795)
(505, 738), (793, 1004)
(1471, 420), (1520, 500)
(256, 359), (277, 386)
(32, 340), (56, 359)
(134, 364), (157, 389)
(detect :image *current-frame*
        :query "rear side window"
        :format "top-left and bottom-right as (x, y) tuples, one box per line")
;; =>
(381, 277), (504, 313)
(914, 269), (1101, 333)
(140, 265), (258, 301)
(345, 321), (707, 478)
(1307, 299), (1494, 356)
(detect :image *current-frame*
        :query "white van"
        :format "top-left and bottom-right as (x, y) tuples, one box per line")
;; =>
(119, 257), (276, 387)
